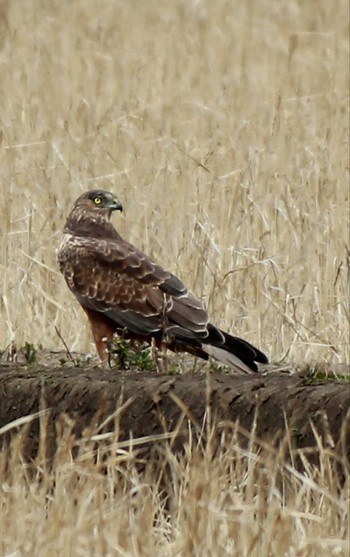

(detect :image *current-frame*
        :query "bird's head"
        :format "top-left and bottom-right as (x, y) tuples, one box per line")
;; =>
(72, 189), (123, 219)
(79, 190), (123, 217)
(63, 190), (123, 237)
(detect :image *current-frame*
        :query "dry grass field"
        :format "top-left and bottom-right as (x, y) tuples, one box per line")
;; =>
(0, 415), (349, 557)
(0, 0), (349, 555)
(0, 0), (348, 367)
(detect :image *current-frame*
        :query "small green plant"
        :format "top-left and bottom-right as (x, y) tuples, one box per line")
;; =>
(106, 336), (155, 371)
(208, 359), (228, 374)
(22, 342), (37, 364)
(133, 345), (154, 371)
(300, 364), (350, 384)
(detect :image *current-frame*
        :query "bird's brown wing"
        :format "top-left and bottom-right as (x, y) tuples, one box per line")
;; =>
(58, 235), (212, 341)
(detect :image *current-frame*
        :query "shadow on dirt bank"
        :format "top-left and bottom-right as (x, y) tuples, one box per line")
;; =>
(0, 356), (349, 475)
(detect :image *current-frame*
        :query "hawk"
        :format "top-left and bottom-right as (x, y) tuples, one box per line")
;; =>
(57, 190), (268, 372)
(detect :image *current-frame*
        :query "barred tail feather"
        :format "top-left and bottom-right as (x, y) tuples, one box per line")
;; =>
(201, 324), (268, 373)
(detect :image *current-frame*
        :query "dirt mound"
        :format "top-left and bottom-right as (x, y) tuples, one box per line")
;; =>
(0, 365), (349, 472)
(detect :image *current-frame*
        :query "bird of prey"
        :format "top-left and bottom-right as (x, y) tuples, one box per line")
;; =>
(57, 190), (268, 372)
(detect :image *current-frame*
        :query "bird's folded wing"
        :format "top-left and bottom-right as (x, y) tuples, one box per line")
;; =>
(64, 236), (209, 337)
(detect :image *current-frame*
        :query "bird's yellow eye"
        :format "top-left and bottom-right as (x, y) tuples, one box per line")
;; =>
(94, 197), (102, 205)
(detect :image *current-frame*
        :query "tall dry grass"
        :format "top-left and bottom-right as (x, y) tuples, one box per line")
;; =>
(0, 1), (348, 364)
(0, 412), (349, 557)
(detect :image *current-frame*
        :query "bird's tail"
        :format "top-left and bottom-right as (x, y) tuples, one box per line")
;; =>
(201, 326), (268, 373)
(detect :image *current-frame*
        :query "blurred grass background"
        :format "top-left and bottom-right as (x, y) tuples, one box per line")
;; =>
(0, 0), (348, 366)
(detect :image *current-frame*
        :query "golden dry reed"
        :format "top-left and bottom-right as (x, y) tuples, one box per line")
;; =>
(0, 412), (349, 557)
(0, 2), (348, 365)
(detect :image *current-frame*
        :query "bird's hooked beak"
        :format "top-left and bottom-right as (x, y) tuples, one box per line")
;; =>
(107, 198), (123, 212)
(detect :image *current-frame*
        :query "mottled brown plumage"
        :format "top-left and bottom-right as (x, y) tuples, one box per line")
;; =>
(57, 190), (268, 372)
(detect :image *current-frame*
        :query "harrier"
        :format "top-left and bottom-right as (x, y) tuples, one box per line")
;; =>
(57, 190), (268, 372)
